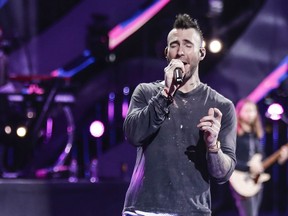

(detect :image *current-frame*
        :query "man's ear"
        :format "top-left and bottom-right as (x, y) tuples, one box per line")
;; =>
(164, 47), (168, 56)
(199, 47), (206, 60)
(164, 47), (169, 61)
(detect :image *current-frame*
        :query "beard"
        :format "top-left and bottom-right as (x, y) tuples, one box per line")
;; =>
(183, 65), (197, 82)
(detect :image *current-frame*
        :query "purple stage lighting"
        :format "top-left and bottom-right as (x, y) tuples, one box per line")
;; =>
(266, 103), (284, 120)
(89, 120), (105, 138)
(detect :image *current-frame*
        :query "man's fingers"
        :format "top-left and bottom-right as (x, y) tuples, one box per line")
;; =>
(208, 108), (214, 117)
(213, 108), (222, 122)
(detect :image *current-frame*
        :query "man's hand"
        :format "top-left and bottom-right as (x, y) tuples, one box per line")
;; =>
(278, 145), (288, 165)
(248, 154), (264, 174)
(197, 108), (222, 148)
(163, 59), (184, 95)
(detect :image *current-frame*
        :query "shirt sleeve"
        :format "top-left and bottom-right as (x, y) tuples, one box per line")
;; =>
(123, 83), (172, 146)
(208, 100), (237, 184)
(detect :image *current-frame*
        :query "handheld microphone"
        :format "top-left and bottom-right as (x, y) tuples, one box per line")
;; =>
(174, 68), (183, 84)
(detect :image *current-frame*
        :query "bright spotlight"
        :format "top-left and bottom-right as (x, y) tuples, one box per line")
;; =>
(16, 126), (27, 137)
(89, 120), (105, 138)
(266, 103), (284, 120)
(208, 39), (222, 53)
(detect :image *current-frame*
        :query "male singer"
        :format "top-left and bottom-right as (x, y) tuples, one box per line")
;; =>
(122, 14), (237, 216)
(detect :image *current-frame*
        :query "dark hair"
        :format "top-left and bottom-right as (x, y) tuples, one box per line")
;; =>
(173, 14), (204, 42)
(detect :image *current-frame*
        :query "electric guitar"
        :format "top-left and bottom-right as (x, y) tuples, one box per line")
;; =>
(229, 143), (288, 197)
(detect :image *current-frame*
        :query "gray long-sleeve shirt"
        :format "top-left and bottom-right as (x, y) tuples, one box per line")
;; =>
(123, 81), (236, 215)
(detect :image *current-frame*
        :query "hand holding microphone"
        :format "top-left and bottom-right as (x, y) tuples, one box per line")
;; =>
(163, 60), (184, 98)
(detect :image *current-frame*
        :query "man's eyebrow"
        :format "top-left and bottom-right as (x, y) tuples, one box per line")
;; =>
(169, 40), (179, 46)
(169, 39), (193, 46)
(183, 39), (193, 44)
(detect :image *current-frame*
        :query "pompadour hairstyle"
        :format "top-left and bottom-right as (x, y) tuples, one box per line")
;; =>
(173, 14), (204, 42)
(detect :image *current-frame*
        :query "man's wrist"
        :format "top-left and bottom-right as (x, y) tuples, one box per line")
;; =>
(161, 88), (169, 97)
(161, 88), (173, 102)
(207, 140), (221, 153)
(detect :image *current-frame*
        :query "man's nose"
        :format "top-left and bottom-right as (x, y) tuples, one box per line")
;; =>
(177, 46), (184, 56)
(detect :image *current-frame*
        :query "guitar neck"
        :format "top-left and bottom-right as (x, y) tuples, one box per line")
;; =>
(262, 143), (288, 170)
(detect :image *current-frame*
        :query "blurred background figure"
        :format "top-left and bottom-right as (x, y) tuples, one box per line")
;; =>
(229, 98), (288, 216)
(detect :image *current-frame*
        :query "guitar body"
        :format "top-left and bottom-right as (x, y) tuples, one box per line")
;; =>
(229, 170), (270, 197)
(230, 143), (288, 197)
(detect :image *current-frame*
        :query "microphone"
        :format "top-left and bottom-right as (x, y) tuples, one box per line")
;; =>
(174, 68), (183, 84)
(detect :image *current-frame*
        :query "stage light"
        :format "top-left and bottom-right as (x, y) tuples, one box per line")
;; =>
(266, 103), (284, 120)
(109, 92), (115, 101)
(89, 120), (105, 138)
(4, 125), (11, 134)
(122, 87), (130, 118)
(107, 53), (116, 63)
(108, 0), (170, 50)
(16, 126), (27, 137)
(209, 0), (223, 15)
(108, 92), (115, 122)
(123, 86), (130, 96)
(26, 108), (36, 119)
(208, 39), (222, 53)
